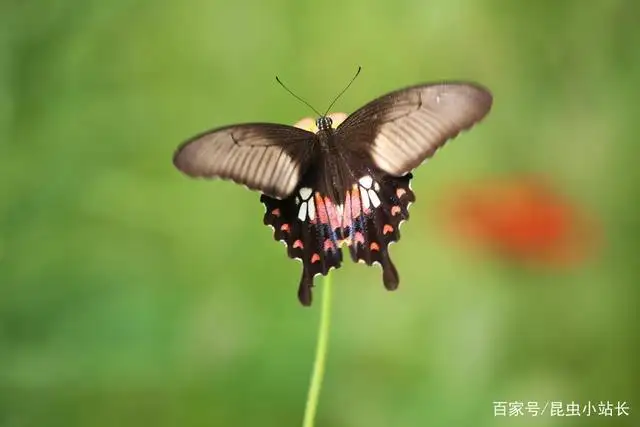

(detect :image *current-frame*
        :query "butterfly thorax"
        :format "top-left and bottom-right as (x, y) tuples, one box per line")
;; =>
(314, 123), (355, 204)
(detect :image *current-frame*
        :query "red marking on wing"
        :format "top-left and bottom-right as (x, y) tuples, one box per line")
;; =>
(370, 242), (380, 251)
(323, 239), (335, 251)
(350, 186), (362, 218)
(391, 206), (401, 216)
(293, 239), (304, 249)
(271, 208), (281, 217)
(280, 223), (290, 232)
(311, 253), (321, 263)
(354, 232), (365, 245)
(383, 224), (394, 235)
(396, 188), (407, 198)
(315, 193), (329, 224)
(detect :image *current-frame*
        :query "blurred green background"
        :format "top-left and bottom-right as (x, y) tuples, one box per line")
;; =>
(1, 0), (638, 426)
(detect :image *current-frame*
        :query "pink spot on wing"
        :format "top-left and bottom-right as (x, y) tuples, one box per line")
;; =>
(396, 188), (407, 198)
(354, 232), (365, 245)
(293, 239), (304, 249)
(323, 239), (335, 252)
(391, 206), (401, 216)
(342, 189), (353, 228)
(383, 224), (394, 235)
(311, 253), (320, 263)
(271, 208), (281, 217)
(280, 223), (290, 232)
(370, 242), (380, 251)
(315, 193), (329, 224)
(324, 197), (341, 230)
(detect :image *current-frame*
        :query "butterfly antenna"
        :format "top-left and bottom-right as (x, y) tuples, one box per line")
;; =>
(323, 66), (362, 116)
(275, 76), (322, 117)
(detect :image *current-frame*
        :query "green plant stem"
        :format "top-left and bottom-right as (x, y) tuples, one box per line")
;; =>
(302, 273), (333, 427)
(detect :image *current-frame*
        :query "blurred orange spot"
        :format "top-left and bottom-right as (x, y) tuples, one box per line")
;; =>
(442, 177), (598, 267)
(293, 112), (348, 133)
(293, 118), (316, 132)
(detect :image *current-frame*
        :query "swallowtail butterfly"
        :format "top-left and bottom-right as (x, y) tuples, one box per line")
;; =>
(174, 78), (492, 306)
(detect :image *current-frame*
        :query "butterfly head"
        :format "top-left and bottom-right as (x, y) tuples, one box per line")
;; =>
(316, 116), (333, 132)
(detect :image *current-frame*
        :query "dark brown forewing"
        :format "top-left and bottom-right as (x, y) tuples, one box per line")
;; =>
(336, 82), (493, 176)
(173, 123), (317, 199)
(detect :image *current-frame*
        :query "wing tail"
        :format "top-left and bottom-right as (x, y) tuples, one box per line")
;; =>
(347, 173), (415, 291)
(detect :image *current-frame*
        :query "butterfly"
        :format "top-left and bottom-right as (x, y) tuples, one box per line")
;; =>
(173, 80), (493, 306)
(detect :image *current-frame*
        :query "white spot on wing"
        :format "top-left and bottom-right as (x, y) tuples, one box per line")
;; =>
(359, 175), (373, 189)
(373, 181), (380, 192)
(308, 197), (316, 221)
(298, 201), (308, 221)
(336, 204), (344, 219)
(359, 186), (371, 211)
(368, 189), (381, 208)
(299, 187), (312, 200)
